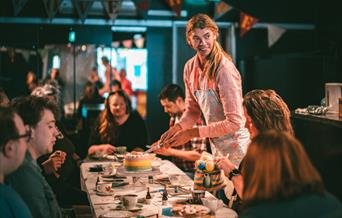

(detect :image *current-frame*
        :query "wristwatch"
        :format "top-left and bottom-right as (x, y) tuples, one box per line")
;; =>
(228, 168), (240, 180)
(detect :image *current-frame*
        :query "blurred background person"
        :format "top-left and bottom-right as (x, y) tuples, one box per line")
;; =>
(99, 56), (120, 96)
(0, 88), (9, 106)
(110, 79), (122, 92)
(239, 131), (342, 218)
(0, 106), (32, 218)
(26, 71), (38, 94)
(88, 90), (148, 156)
(44, 68), (64, 90)
(87, 67), (104, 91)
(119, 68), (133, 97)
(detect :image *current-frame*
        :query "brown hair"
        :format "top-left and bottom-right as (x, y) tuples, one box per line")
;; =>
(242, 131), (324, 205)
(186, 13), (231, 80)
(243, 89), (293, 134)
(98, 90), (132, 144)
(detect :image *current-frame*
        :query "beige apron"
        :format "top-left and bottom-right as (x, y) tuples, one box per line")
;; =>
(192, 68), (250, 166)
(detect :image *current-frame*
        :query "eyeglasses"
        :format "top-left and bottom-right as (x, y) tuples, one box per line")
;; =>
(11, 128), (32, 143)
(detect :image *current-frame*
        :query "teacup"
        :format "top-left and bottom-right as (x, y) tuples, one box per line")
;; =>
(201, 198), (223, 213)
(97, 183), (113, 193)
(123, 194), (138, 209)
(192, 190), (205, 204)
(116, 146), (127, 154)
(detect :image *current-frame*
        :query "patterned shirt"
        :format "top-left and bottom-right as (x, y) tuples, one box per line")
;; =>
(169, 114), (208, 172)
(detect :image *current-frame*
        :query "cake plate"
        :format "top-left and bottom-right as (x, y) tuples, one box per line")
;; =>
(116, 166), (161, 177)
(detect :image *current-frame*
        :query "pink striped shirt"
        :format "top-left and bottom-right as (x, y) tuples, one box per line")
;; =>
(178, 54), (246, 138)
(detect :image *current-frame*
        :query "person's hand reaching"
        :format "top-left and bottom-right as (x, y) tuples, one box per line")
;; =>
(159, 124), (182, 147)
(215, 155), (236, 177)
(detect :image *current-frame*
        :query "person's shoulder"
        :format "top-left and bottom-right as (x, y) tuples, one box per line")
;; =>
(130, 110), (144, 121)
(184, 56), (197, 70)
(6, 163), (38, 186)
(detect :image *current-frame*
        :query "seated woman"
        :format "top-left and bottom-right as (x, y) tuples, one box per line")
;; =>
(239, 131), (342, 218)
(217, 89), (293, 198)
(88, 90), (148, 156)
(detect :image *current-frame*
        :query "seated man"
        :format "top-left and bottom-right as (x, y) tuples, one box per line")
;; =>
(0, 106), (32, 217)
(154, 84), (209, 178)
(6, 96), (62, 218)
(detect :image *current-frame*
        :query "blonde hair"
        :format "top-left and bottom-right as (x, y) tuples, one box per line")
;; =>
(242, 131), (324, 205)
(186, 13), (231, 80)
(243, 89), (294, 135)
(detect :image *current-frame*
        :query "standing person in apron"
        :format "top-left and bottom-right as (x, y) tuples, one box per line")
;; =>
(160, 13), (249, 166)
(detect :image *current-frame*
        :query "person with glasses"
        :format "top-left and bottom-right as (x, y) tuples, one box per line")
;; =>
(88, 90), (148, 156)
(0, 106), (32, 217)
(6, 96), (62, 218)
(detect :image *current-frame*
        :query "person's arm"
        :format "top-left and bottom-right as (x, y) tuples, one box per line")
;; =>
(155, 147), (201, 161)
(88, 144), (116, 156)
(216, 156), (243, 198)
(198, 59), (245, 138)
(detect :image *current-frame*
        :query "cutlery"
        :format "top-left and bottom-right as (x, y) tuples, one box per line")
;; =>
(145, 143), (163, 153)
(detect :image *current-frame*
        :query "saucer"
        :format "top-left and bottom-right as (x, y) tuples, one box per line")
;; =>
(96, 190), (115, 196)
(127, 203), (143, 212)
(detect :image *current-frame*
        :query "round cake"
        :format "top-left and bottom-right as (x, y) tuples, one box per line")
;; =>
(123, 152), (152, 172)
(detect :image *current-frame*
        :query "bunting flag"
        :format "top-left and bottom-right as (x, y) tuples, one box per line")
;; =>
(165, 0), (183, 17)
(11, 0), (28, 16)
(240, 12), (258, 37)
(267, 24), (286, 47)
(42, 0), (63, 19)
(73, 0), (95, 22)
(132, 0), (149, 18)
(214, 1), (231, 20)
(101, 0), (122, 20)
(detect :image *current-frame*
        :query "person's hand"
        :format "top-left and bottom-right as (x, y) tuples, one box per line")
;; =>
(154, 147), (174, 157)
(159, 124), (182, 147)
(163, 128), (199, 148)
(42, 150), (67, 175)
(99, 144), (116, 154)
(215, 156), (236, 177)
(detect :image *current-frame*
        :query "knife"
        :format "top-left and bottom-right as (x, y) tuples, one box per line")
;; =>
(145, 142), (163, 153)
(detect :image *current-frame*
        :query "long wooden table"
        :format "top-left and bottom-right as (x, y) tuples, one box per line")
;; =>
(80, 159), (237, 217)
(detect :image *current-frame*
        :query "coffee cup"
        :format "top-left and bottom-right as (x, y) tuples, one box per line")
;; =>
(116, 146), (127, 154)
(97, 183), (112, 193)
(123, 194), (138, 209)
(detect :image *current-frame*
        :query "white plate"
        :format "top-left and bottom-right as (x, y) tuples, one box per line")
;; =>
(101, 211), (132, 218)
(96, 190), (115, 196)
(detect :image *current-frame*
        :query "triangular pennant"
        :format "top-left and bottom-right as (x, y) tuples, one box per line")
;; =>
(73, 0), (95, 22)
(42, 0), (63, 19)
(165, 0), (183, 17)
(267, 24), (286, 47)
(240, 12), (258, 37)
(214, 1), (231, 20)
(102, 0), (122, 20)
(132, 0), (149, 18)
(11, 0), (28, 16)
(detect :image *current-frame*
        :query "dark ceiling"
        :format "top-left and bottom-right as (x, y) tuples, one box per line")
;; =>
(0, 0), (341, 28)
